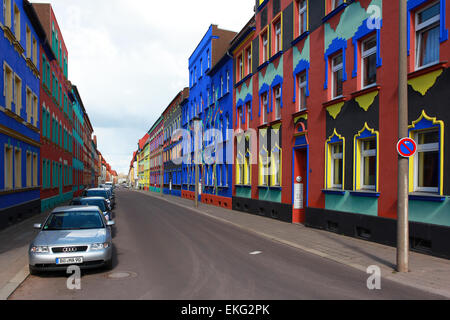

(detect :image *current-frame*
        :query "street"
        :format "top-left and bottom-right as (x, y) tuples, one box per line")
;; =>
(9, 188), (445, 300)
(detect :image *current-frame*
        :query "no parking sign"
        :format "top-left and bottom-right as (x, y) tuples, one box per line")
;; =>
(397, 138), (417, 158)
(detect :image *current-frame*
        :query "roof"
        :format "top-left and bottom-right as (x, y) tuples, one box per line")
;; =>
(52, 206), (101, 213)
(138, 133), (150, 150)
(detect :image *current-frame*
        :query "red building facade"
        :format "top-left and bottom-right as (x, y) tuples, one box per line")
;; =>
(35, 3), (73, 211)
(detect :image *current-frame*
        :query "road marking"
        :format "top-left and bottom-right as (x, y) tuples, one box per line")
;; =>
(250, 251), (262, 255)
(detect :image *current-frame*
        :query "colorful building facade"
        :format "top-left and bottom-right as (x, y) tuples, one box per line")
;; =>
(182, 24), (237, 207)
(149, 118), (163, 193)
(0, 0), (43, 229)
(34, 2), (73, 211)
(163, 88), (188, 197)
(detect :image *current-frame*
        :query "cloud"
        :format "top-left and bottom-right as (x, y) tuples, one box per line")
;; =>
(31, 0), (255, 174)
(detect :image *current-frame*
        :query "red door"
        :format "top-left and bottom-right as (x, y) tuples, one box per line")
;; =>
(293, 148), (307, 223)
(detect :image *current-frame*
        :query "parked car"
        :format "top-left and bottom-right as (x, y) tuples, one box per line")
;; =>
(83, 188), (115, 208)
(74, 197), (112, 221)
(29, 206), (114, 275)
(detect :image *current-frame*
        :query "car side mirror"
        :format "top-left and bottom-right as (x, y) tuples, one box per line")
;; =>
(107, 221), (115, 227)
(34, 224), (42, 230)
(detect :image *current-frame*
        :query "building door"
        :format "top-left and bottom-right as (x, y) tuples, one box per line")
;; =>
(293, 148), (307, 223)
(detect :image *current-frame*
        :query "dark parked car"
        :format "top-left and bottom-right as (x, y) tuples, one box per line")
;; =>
(83, 188), (115, 209)
(77, 197), (112, 221)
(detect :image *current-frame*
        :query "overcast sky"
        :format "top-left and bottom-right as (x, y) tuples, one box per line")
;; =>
(32, 0), (255, 175)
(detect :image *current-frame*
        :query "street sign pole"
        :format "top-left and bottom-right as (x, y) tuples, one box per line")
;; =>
(397, 0), (409, 273)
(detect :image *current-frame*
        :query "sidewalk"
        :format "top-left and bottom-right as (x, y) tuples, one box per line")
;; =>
(138, 190), (450, 299)
(0, 203), (69, 300)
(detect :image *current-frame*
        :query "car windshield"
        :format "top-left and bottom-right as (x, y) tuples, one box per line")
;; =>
(80, 200), (106, 212)
(43, 211), (105, 231)
(86, 190), (108, 198)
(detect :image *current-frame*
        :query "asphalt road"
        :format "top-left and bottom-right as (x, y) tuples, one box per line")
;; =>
(9, 188), (444, 300)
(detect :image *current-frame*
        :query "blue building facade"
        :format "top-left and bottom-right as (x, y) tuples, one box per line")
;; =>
(0, 0), (44, 229)
(181, 24), (236, 209)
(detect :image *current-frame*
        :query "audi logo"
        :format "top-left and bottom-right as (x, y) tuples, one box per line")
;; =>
(63, 247), (78, 253)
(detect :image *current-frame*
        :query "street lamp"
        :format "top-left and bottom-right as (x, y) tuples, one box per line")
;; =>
(192, 117), (202, 208)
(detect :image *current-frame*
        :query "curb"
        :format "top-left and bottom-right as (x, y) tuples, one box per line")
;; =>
(0, 265), (29, 300)
(137, 190), (450, 299)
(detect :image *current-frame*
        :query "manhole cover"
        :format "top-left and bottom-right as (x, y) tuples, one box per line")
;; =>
(107, 271), (137, 280)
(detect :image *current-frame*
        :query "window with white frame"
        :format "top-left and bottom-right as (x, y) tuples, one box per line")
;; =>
(360, 138), (376, 190)
(415, 2), (440, 69)
(361, 36), (377, 88)
(297, 72), (307, 111)
(238, 54), (243, 81)
(246, 47), (252, 75)
(261, 93), (268, 124)
(298, 0), (307, 35)
(331, 53), (343, 99)
(274, 86), (281, 120)
(238, 107), (243, 130)
(262, 31), (268, 63)
(414, 129), (439, 193)
(330, 143), (343, 189)
(226, 71), (230, 93)
(274, 21), (282, 54)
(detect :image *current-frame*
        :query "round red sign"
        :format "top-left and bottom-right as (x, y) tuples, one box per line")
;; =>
(397, 138), (417, 158)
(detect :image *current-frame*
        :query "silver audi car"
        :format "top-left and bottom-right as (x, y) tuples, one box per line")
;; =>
(29, 206), (115, 275)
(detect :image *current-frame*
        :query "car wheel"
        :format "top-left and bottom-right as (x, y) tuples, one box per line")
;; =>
(104, 259), (113, 271)
(29, 265), (39, 276)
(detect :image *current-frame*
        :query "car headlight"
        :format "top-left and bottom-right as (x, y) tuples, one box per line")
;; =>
(30, 246), (50, 253)
(91, 243), (110, 250)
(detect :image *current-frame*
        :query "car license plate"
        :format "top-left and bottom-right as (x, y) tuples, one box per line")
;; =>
(56, 257), (83, 265)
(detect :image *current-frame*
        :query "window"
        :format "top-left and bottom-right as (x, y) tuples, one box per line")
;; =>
(14, 74), (22, 116)
(32, 38), (37, 65)
(4, 0), (11, 28)
(238, 54), (243, 81)
(261, 30), (269, 63)
(26, 88), (32, 123)
(331, 0), (344, 11)
(226, 71), (230, 93)
(26, 26), (31, 58)
(415, 2), (440, 69)
(4, 63), (13, 110)
(33, 154), (37, 187)
(33, 94), (37, 126)
(297, 0), (308, 36)
(414, 129), (439, 193)
(4, 145), (13, 189)
(200, 59), (203, 77)
(13, 4), (19, 40)
(361, 36), (377, 88)
(297, 72), (307, 111)
(274, 20), (282, 54)
(330, 143), (343, 189)
(261, 93), (268, 124)
(274, 86), (281, 120)
(220, 76), (223, 96)
(237, 107), (243, 130)
(331, 53), (343, 98)
(245, 151), (251, 185)
(246, 102), (251, 130)
(246, 47), (252, 75)
(360, 139), (376, 190)
(26, 152), (31, 187)
(14, 148), (21, 189)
